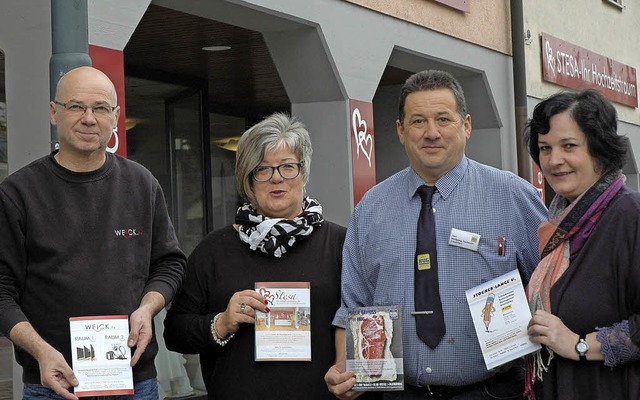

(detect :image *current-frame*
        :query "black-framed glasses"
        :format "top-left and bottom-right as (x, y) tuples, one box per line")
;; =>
(252, 161), (304, 182)
(54, 100), (117, 117)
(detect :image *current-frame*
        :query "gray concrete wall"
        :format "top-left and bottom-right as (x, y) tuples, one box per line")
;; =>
(293, 101), (353, 226)
(0, 4), (52, 396)
(0, 1), (53, 173)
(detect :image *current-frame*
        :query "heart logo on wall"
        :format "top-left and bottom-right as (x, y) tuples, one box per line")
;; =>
(107, 127), (119, 154)
(352, 108), (373, 167)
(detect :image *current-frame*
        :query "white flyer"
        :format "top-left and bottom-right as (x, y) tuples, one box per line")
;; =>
(69, 315), (133, 397)
(465, 269), (541, 370)
(254, 282), (311, 361)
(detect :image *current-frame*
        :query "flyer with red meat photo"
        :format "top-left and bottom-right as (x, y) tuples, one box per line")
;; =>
(346, 305), (404, 391)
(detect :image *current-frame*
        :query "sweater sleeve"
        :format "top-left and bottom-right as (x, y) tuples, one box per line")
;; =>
(597, 321), (640, 367)
(164, 236), (222, 354)
(332, 202), (370, 329)
(609, 191), (640, 353)
(143, 183), (187, 305)
(0, 185), (29, 336)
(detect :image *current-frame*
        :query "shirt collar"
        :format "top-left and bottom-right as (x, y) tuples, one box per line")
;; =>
(407, 156), (469, 200)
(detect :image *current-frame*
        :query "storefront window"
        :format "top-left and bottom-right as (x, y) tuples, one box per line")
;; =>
(126, 76), (206, 397)
(167, 90), (205, 254)
(0, 51), (7, 182)
(125, 76), (206, 254)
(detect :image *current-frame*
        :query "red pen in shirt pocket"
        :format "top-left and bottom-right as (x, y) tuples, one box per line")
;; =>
(498, 236), (505, 256)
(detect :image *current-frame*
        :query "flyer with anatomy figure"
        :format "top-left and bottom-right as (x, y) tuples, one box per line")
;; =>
(346, 305), (404, 391)
(69, 315), (133, 397)
(465, 269), (541, 370)
(254, 282), (311, 361)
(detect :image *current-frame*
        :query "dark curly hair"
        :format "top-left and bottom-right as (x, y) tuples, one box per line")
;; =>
(524, 89), (626, 173)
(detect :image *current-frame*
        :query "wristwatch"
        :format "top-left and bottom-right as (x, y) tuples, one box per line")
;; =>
(575, 334), (589, 361)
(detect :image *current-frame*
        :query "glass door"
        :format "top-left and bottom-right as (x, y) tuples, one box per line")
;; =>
(126, 77), (209, 397)
(126, 77), (207, 255)
(166, 90), (206, 255)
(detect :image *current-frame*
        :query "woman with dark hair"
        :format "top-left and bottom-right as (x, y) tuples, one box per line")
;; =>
(163, 112), (348, 399)
(524, 89), (640, 399)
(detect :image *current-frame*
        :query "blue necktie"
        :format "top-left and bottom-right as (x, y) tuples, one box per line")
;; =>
(414, 185), (446, 349)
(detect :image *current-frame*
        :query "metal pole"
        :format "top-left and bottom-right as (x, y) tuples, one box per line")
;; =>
(510, 0), (531, 181)
(50, 0), (92, 151)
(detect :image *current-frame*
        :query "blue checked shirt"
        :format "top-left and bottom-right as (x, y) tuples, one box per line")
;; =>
(333, 156), (547, 387)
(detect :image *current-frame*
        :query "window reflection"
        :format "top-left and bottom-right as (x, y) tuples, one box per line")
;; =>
(210, 113), (243, 230)
(169, 92), (205, 255)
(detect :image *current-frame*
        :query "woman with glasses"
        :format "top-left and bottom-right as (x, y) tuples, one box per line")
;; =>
(164, 112), (349, 399)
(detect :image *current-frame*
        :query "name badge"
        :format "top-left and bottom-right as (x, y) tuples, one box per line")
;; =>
(448, 228), (481, 251)
(416, 253), (432, 270)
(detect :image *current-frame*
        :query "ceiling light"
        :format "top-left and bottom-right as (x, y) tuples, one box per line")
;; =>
(212, 136), (240, 152)
(202, 45), (231, 52)
(125, 118), (139, 130)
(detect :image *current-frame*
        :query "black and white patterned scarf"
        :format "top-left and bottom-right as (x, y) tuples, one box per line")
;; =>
(236, 197), (324, 258)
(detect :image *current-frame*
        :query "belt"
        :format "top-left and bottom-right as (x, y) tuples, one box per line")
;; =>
(405, 381), (484, 399)
(405, 366), (524, 399)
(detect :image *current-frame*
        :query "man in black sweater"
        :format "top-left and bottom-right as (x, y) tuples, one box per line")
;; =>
(0, 66), (186, 399)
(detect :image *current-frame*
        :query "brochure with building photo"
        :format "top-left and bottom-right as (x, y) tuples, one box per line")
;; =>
(465, 269), (541, 370)
(346, 305), (404, 391)
(69, 315), (133, 397)
(254, 281), (311, 361)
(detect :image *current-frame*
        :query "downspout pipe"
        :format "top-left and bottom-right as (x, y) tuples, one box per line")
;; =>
(50, 0), (92, 151)
(511, 0), (531, 181)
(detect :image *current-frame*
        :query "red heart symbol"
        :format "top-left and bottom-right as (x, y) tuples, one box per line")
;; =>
(259, 287), (274, 305)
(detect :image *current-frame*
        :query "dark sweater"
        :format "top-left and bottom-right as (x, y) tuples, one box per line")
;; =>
(0, 152), (186, 384)
(164, 222), (346, 399)
(537, 187), (640, 399)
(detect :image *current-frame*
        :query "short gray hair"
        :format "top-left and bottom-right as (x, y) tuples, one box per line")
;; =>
(235, 112), (312, 203)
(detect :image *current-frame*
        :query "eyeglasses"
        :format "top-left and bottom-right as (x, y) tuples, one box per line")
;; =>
(54, 100), (117, 117)
(252, 161), (304, 182)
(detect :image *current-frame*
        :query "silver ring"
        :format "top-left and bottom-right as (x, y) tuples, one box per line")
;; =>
(240, 303), (246, 314)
